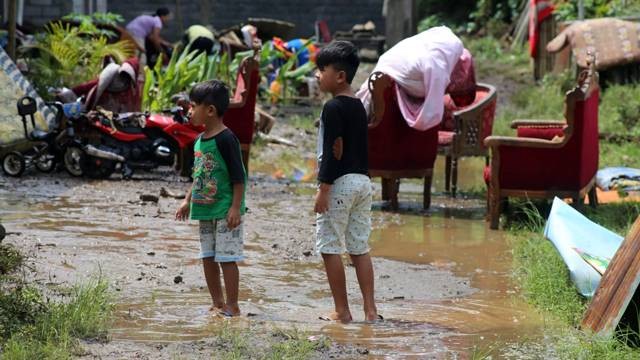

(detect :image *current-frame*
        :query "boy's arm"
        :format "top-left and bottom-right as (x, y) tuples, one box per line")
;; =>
(315, 102), (342, 213)
(314, 182), (331, 214)
(317, 101), (343, 185)
(218, 132), (246, 229)
(227, 183), (243, 229)
(175, 182), (194, 221)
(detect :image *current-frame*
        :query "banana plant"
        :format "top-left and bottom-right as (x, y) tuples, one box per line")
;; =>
(142, 48), (248, 111)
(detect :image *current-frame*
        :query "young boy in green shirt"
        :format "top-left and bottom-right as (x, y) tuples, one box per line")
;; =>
(175, 80), (246, 317)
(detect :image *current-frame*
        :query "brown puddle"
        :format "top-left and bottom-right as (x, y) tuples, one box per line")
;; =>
(364, 215), (543, 356)
(109, 213), (547, 358)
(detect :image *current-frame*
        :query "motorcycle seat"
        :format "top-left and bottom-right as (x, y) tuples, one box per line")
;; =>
(118, 127), (144, 134)
(30, 129), (55, 141)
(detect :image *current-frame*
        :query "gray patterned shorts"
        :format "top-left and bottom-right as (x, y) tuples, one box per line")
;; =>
(198, 218), (244, 262)
(316, 174), (372, 255)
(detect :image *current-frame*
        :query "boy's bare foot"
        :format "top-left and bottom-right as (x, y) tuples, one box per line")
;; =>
(219, 304), (241, 317)
(319, 311), (352, 323)
(209, 303), (224, 313)
(364, 311), (383, 322)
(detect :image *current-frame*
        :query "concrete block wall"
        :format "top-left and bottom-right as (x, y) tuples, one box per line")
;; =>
(17, 0), (385, 41)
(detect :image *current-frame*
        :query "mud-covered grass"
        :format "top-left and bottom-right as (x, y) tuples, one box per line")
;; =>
(0, 244), (23, 275)
(209, 323), (330, 360)
(507, 201), (640, 359)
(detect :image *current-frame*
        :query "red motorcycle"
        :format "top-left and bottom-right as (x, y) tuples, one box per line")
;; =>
(67, 106), (203, 179)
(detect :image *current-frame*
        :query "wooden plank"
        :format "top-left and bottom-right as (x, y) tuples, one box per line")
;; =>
(582, 216), (640, 336)
(535, 16), (556, 80)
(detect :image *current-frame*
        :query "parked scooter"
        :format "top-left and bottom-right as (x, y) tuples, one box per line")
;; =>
(1, 97), (80, 177)
(68, 106), (202, 179)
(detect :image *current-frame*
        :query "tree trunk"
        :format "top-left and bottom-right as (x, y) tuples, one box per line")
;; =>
(384, 0), (417, 48)
(8, 0), (17, 60)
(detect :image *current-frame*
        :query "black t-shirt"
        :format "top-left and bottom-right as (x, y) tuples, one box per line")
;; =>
(317, 96), (369, 184)
(201, 128), (245, 184)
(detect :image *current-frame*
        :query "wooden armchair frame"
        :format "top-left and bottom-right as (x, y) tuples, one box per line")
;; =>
(484, 57), (599, 229)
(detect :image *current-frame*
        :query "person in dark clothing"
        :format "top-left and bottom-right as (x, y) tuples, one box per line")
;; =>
(182, 25), (216, 56)
(314, 41), (380, 323)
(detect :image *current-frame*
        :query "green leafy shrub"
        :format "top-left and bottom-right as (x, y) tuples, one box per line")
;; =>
(599, 84), (640, 136)
(22, 19), (134, 99)
(554, 0), (640, 21)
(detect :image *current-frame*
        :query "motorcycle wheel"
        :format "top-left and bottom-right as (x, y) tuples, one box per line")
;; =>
(178, 148), (194, 178)
(2, 152), (25, 177)
(81, 156), (116, 179)
(35, 154), (56, 173)
(64, 146), (84, 177)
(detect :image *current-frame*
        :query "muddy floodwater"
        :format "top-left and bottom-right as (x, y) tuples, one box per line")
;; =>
(0, 161), (551, 358)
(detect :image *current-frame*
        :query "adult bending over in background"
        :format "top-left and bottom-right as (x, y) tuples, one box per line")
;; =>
(126, 7), (173, 66)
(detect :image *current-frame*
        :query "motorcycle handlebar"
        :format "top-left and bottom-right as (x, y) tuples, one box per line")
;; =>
(161, 106), (187, 123)
(45, 101), (65, 125)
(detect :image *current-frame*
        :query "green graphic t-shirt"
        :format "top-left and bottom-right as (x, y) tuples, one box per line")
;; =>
(190, 129), (246, 220)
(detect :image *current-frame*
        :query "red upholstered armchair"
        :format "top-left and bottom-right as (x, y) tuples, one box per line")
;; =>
(223, 50), (260, 171)
(368, 72), (439, 210)
(438, 83), (497, 197)
(484, 60), (600, 229)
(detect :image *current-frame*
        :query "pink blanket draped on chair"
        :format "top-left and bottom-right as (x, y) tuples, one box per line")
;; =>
(357, 26), (471, 131)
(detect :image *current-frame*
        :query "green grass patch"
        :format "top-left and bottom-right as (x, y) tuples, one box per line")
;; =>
(1, 278), (113, 359)
(556, 327), (640, 360)
(508, 200), (640, 358)
(288, 114), (318, 133)
(600, 141), (640, 169)
(600, 84), (640, 138)
(464, 36), (531, 83)
(511, 232), (588, 326)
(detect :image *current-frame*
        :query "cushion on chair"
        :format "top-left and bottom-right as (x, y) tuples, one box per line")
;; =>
(447, 48), (476, 107)
(483, 165), (491, 185)
(516, 125), (565, 140)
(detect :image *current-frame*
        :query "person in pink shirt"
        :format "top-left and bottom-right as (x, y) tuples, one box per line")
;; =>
(125, 7), (173, 65)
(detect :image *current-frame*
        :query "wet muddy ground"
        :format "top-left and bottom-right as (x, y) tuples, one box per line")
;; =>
(0, 146), (553, 358)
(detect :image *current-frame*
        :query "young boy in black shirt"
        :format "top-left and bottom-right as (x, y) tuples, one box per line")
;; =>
(314, 41), (379, 323)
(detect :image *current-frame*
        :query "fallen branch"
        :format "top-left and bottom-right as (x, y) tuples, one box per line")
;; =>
(255, 105), (276, 134)
(259, 133), (297, 147)
(160, 187), (186, 199)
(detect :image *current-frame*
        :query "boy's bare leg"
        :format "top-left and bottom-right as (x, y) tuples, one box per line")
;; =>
(321, 253), (353, 322)
(220, 261), (241, 316)
(350, 253), (378, 321)
(202, 258), (225, 311)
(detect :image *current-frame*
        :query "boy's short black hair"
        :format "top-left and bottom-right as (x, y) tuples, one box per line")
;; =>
(316, 40), (360, 84)
(189, 80), (230, 116)
(155, 7), (170, 17)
